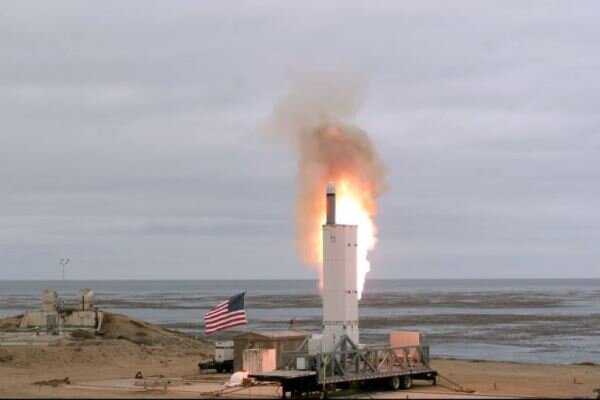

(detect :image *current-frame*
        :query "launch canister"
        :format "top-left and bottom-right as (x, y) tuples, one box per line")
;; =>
(322, 180), (359, 347)
(326, 182), (336, 225)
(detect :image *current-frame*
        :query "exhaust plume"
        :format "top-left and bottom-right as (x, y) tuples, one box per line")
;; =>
(265, 73), (387, 298)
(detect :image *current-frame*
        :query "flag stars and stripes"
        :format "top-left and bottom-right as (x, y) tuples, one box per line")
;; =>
(204, 292), (248, 335)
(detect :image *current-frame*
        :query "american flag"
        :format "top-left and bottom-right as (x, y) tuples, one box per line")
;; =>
(204, 292), (247, 335)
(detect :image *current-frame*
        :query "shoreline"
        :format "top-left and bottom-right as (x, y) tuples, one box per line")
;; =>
(432, 356), (599, 367)
(1, 312), (599, 398)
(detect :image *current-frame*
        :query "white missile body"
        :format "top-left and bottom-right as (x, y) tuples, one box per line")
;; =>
(322, 182), (359, 349)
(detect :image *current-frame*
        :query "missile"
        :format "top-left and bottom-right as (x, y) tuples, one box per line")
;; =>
(326, 181), (336, 225)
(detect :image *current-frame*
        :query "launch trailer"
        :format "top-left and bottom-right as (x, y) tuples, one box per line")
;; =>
(250, 184), (437, 397)
(250, 335), (437, 398)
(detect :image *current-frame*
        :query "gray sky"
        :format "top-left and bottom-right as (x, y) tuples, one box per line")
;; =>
(1, 1), (599, 280)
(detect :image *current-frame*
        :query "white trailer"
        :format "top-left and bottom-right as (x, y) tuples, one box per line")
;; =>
(199, 340), (234, 373)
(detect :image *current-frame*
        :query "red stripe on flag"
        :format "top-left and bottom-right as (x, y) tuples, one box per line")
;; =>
(205, 312), (247, 331)
(205, 316), (247, 333)
(205, 310), (245, 325)
(204, 307), (232, 321)
(203, 293), (248, 335)
(205, 302), (227, 317)
(205, 314), (247, 335)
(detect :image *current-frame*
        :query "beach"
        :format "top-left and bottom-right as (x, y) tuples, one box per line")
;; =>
(0, 339), (598, 398)
(2, 279), (599, 364)
(1, 280), (599, 398)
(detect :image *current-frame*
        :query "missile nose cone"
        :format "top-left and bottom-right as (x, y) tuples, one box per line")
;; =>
(326, 182), (336, 225)
(326, 181), (336, 195)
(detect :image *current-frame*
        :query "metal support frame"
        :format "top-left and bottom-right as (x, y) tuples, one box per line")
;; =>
(282, 335), (433, 384)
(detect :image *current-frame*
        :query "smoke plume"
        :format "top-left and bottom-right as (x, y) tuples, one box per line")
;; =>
(265, 73), (387, 293)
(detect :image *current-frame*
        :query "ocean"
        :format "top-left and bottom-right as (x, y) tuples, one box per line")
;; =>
(1, 279), (598, 364)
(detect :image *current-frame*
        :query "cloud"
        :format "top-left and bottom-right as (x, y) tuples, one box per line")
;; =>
(0, 1), (599, 279)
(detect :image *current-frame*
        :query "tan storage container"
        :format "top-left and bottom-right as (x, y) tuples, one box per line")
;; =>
(389, 331), (423, 365)
(242, 348), (276, 374)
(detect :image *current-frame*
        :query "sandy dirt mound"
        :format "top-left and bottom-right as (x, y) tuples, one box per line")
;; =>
(0, 312), (212, 352)
(100, 312), (212, 351)
(0, 312), (213, 368)
(0, 312), (216, 398)
(0, 314), (22, 330)
(0, 339), (155, 369)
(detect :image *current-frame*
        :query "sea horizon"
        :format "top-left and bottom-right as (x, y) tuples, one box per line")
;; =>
(1, 278), (599, 365)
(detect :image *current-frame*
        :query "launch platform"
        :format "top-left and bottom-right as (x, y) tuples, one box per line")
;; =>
(250, 182), (437, 398)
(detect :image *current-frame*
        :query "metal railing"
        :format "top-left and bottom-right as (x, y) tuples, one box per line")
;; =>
(281, 335), (431, 383)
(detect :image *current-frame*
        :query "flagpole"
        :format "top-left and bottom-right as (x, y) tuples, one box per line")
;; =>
(243, 289), (250, 373)
(204, 291), (249, 371)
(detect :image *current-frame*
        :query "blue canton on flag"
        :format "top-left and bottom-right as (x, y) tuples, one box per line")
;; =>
(204, 292), (247, 335)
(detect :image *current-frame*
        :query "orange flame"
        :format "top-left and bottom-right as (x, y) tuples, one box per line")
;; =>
(265, 78), (387, 300)
(333, 180), (377, 299)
